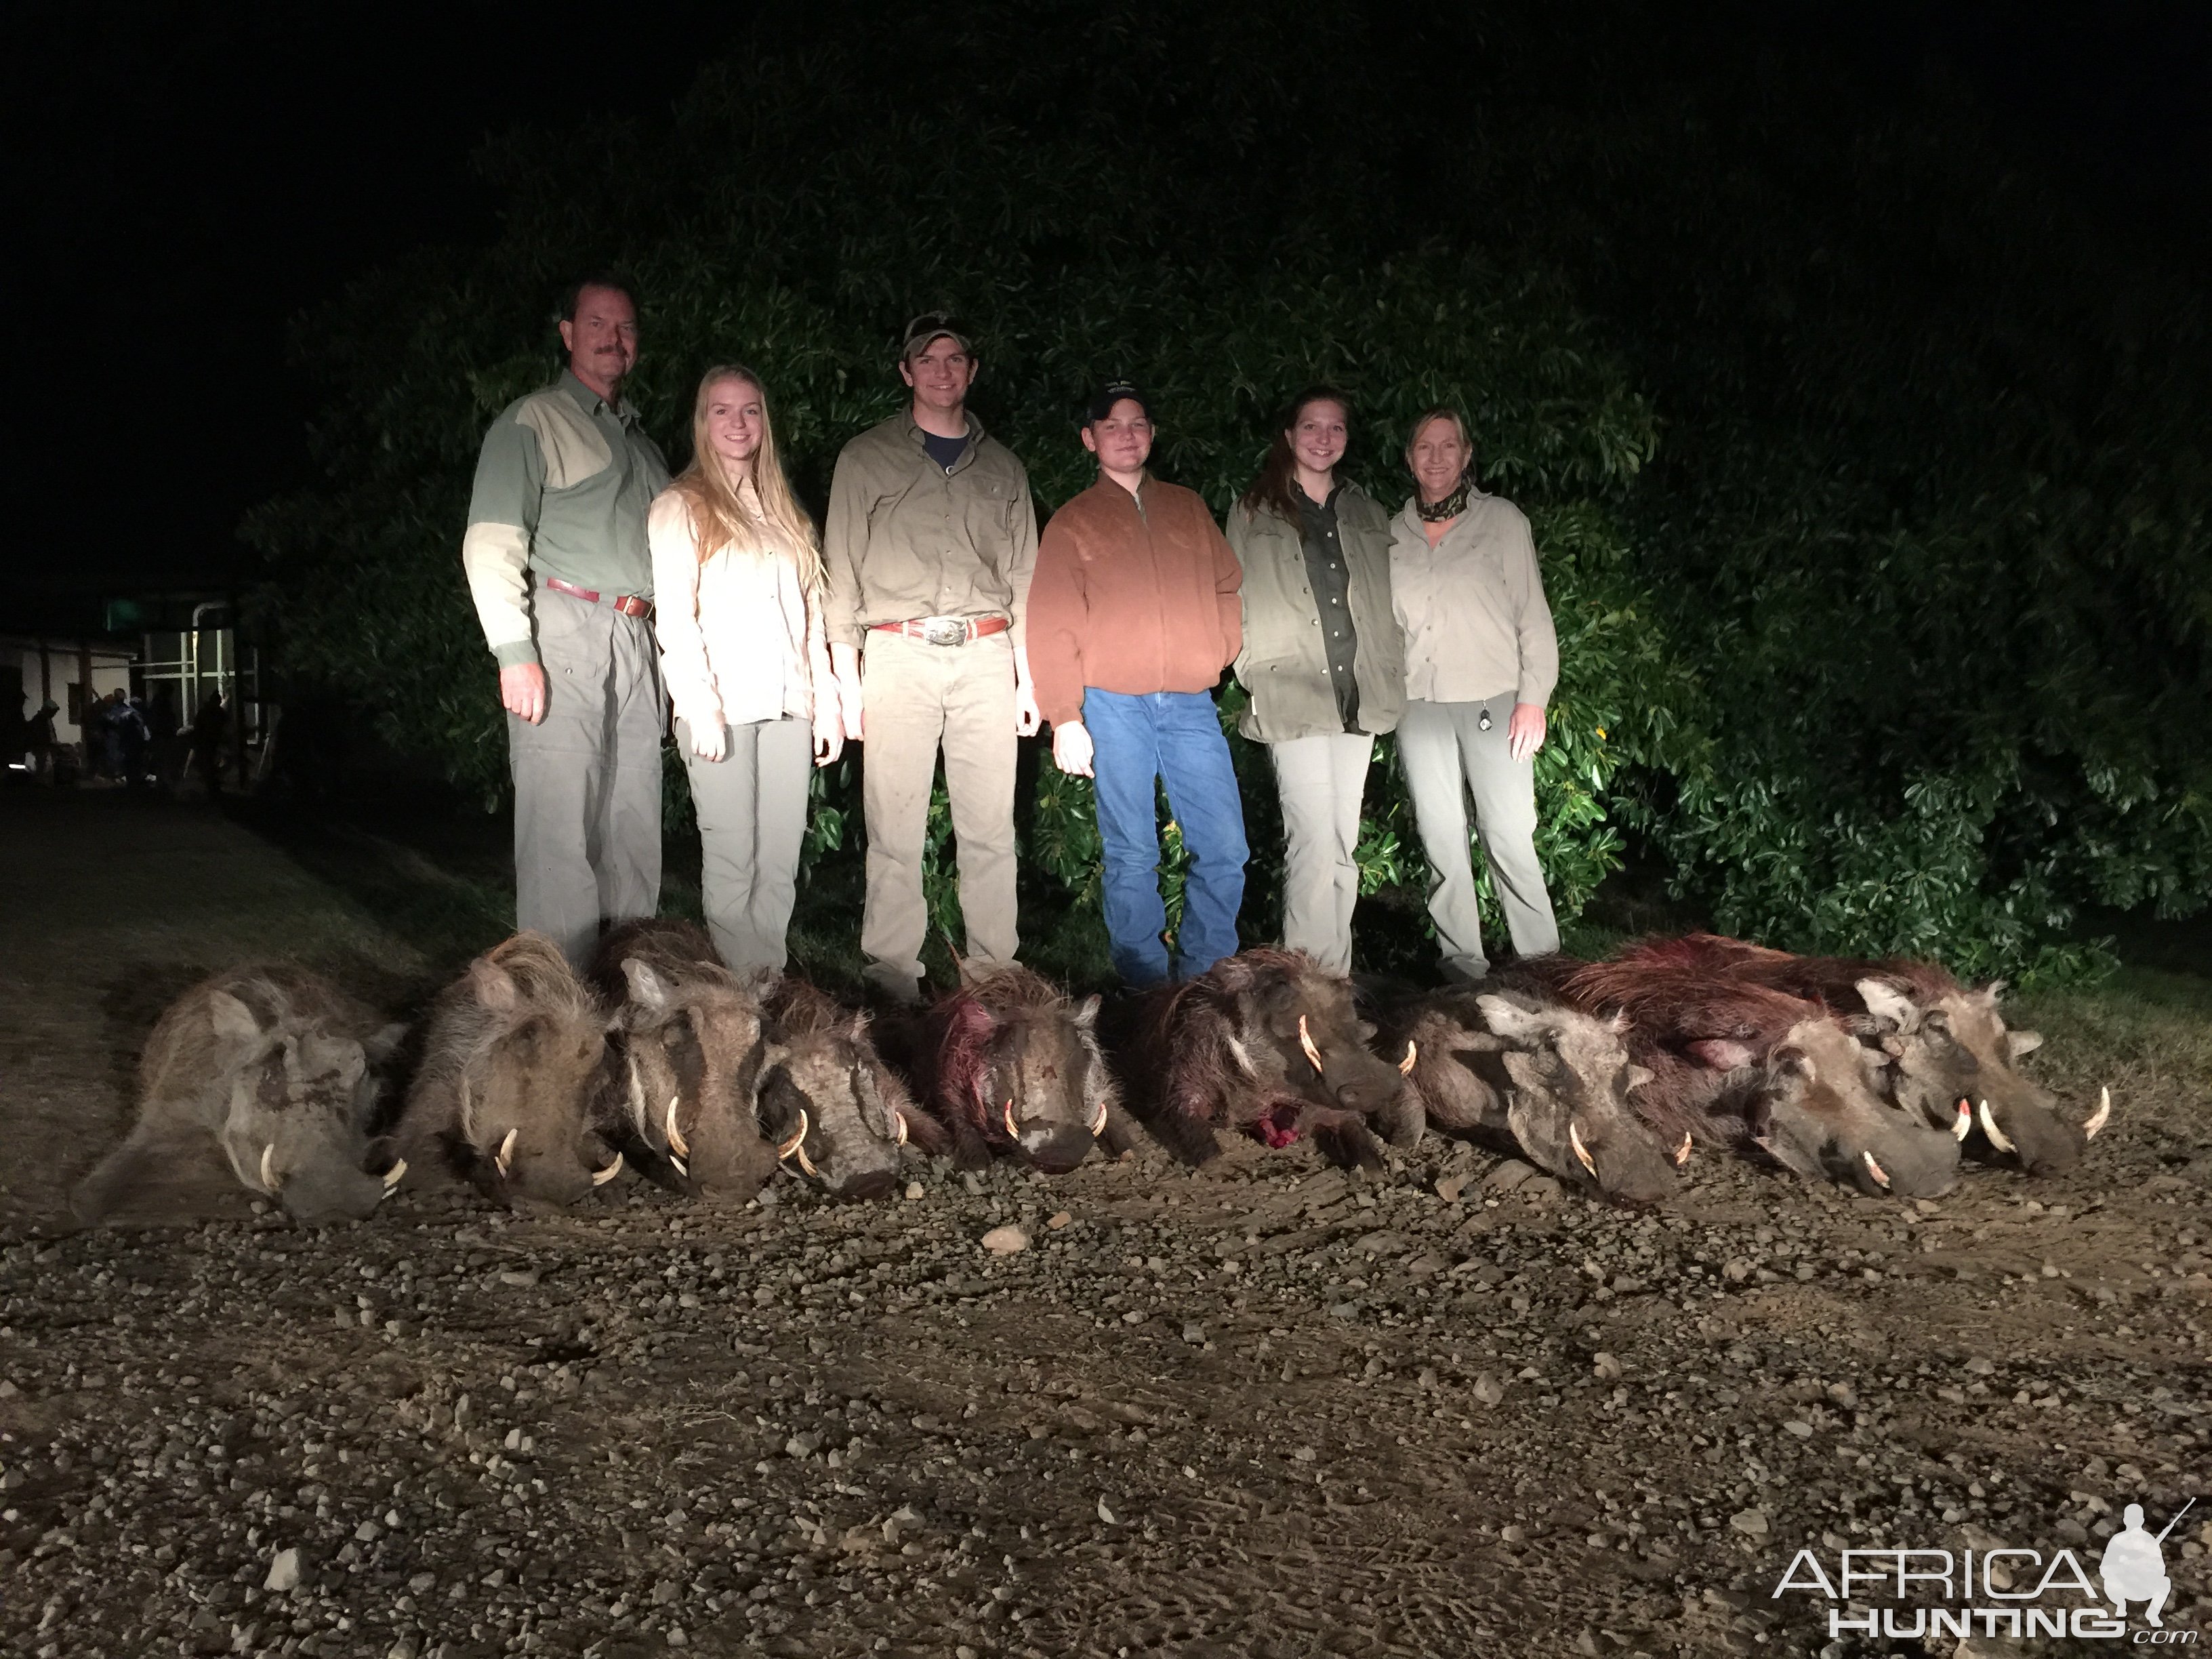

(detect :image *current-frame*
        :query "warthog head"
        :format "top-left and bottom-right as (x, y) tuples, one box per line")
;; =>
(1856, 978), (2105, 1176)
(415, 935), (621, 1209)
(1701, 1019), (1962, 1199)
(213, 999), (402, 1225)
(922, 966), (1114, 1174)
(608, 952), (777, 1202)
(1397, 989), (1680, 1205)
(760, 981), (939, 1201)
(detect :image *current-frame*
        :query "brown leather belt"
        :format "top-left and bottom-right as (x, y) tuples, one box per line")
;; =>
(869, 615), (1010, 647)
(546, 576), (653, 620)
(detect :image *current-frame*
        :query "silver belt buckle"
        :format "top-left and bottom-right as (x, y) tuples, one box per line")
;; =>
(918, 616), (968, 647)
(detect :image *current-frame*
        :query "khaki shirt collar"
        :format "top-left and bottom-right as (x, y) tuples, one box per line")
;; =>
(560, 367), (641, 427)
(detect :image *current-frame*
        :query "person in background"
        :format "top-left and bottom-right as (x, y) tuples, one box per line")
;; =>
(28, 698), (58, 783)
(649, 365), (842, 972)
(1224, 388), (1401, 974)
(1028, 382), (1247, 985)
(821, 314), (1040, 1004)
(460, 274), (670, 966)
(190, 692), (228, 795)
(1389, 407), (1560, 980)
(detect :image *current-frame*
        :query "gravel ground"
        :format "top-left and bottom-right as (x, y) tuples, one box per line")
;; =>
(3, 789), (2209, 1658)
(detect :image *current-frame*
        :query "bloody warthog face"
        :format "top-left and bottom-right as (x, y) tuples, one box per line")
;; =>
(1857, 979), (2107, 1177)
(1732, 1019), (1961, 1199)
(1250, 971), (1404, 1123)
(914, 968), (1115, 1174)
(611, 956), (776, 1202)
(1401, 990), (1680, 1206)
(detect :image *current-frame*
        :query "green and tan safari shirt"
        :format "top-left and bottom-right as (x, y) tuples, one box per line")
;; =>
(821, 413), (1039, 655)
(462, 369), (671, 668)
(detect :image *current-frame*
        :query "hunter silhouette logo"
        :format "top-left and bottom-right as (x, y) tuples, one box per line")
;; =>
(1771, 1494), (2202, 1643)
(2104, 1499), (2193, 1629)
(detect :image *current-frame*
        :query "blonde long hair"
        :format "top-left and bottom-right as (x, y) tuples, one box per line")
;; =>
(668, 365), (823, 590)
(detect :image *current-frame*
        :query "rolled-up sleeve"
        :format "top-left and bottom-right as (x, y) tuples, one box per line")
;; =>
(462, 415), (546, 668)
(1510, 514), (1559, 708)
(648, 491), (720, 732)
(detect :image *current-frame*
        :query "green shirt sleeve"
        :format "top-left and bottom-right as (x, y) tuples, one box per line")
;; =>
(462, 412), (548, 668)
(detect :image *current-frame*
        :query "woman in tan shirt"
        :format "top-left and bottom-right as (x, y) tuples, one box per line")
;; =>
(649, 365), (841, 971)
(1388, 407), (1560, 981)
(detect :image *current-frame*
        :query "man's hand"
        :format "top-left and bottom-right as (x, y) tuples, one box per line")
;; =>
(1507, 701), (1547, 764)
(500, 663), (548, 724)
(689, 720), (727, 764)
(813, 711), (844, 768)
(1015, 676), (1042, 738)
(1051, 720), (1094, 778)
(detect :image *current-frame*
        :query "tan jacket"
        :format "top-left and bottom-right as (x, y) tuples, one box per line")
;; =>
(821, 412), (1038, 653)
(1389, 491), (1557, 708)
(1227, 485), (1403, 741)
(1026, 476), (1242, 729)
(647, 484), (827, 733)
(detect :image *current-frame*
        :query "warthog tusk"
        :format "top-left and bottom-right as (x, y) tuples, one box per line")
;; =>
(260, 1145), (280, 1191)
(1862, 1150), (1891, 1189)
(495, 1128), (518, 1178)
(1976, 1099), (2015, 1155)
(1088, 1099), (1107, 1137)
(796, 1144), (820, 1179)
(1567, 1122), (1597, 1178)
(670, 1155), (689, 1179)
(665, 1096), (689, 1160)
(2083, 1086), (2111, 1141)
(1952, 1099), (1973, 1142)
(1399, 1039), (1418, 1076)
(591, 1151), (624, 1187)
(381, 1158), (406, 1192)
(893, 1109), (909, 1147)
(1002, 1099), (1019, 1139)
(777, 1110), (809, 1162)
(1674, 1132), (1693, 1167)
(1298, 1015), (1324, 1075)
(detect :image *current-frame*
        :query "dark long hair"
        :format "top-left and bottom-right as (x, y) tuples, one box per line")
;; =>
(1237, 386), (1353, 525)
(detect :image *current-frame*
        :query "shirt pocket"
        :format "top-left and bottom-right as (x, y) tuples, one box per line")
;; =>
(962, 476), (1017, 553)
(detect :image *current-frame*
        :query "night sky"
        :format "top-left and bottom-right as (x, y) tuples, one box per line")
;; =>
(7, 1), (2206, 613)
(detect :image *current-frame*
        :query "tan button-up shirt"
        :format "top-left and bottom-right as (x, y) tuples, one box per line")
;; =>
(821, 412), (1038, 653)
(647, 483), (827, 733)
(1389, 491), (1558, 708)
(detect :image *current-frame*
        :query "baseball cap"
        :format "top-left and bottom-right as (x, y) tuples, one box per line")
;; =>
(899, 312), (975, 361)
(1086, 381), (1150, 424)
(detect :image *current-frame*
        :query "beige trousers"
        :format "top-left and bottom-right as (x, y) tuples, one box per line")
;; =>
(1397, 695), (1559, 980)
(677, 715), (813, 973)
(1268, 731), (1374, 975)
(858, 630), (1018, 1000)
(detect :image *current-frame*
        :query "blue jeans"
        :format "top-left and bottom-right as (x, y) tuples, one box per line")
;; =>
(1082, 689), (1249, 986)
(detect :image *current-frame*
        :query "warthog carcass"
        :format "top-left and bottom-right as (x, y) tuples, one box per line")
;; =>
(898, 965), (1132, 1174)
(72, 966), (404, 1227)
(1379, 981), (1681, 1205)
(394, 933), (623, 1207)
(1551, 945), (1963, 1199)
(588, 919), (777, 1200)
(1637, 934), (2106, 1175)
(758, 980), (942, 1200)
(1115, 949), (1406, 1170)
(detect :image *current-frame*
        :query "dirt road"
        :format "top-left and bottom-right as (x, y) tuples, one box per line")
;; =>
(2, 790), (2207, 1657)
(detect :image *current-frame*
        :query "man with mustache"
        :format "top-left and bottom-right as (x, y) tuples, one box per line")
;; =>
(823, 314), (1040, 1004)
(461, 275), (672, 965)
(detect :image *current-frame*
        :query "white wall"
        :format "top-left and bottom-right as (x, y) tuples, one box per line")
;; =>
(0, 640), (134, 747)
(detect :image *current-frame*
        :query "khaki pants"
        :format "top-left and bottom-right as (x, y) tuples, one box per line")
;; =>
(677, 715), (813, 972)
(858, 630), (1017, 1000)
(1397, 695), (1559, 980)
(508, 587), (663, 966)
(1269, 731), (1374, 975)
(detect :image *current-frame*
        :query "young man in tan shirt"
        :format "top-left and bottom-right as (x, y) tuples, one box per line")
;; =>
(1027, 384), (1248, 985)
(822, 315), (1040, 1003)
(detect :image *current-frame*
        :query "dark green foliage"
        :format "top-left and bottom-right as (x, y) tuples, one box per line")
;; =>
(249, 1), (2210, 982)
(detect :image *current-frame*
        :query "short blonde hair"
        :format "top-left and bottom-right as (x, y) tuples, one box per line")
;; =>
(1404, 405), (1472, 468)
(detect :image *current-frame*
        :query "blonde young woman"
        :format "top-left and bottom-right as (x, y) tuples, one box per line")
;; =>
(649, 365), (842, 971)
